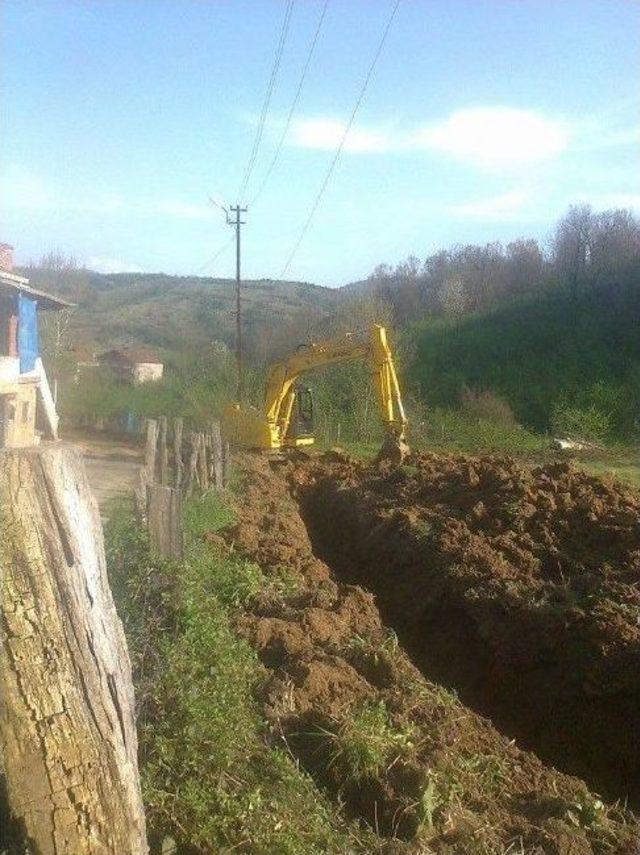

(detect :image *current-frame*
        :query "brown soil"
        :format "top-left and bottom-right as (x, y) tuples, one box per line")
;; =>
(293, 452), (640, 811)
(215, 453), (639, 854)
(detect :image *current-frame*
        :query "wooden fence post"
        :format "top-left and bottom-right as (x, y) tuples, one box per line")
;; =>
(0, 445), (147, 854)
(185, 433), (199, 497)
(134, 465), (149, 522)
(174, 417), (184, 489)
(145, 418), (158, 482)
(158, 415), (168, 486)
(146, 483), (183, 559)
(211, 421), (224, 489)
(222, 439), (231, 488)
(197, 432), (209, 492)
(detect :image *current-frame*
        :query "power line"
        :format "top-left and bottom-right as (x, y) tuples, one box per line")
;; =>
(280, 0), (401, 278)
(237, 0), (295, 203)
(196, 234), (235, 275)
(250, 0), (330, 207)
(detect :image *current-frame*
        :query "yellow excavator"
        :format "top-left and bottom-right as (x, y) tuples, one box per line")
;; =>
(222, 324), (409, 463)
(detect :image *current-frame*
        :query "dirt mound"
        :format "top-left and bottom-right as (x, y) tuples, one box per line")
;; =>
(293, 452), (640, 810)
(217, 453), (638, 854)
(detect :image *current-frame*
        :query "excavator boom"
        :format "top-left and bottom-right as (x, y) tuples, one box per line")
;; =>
(223, 324), (409, 463)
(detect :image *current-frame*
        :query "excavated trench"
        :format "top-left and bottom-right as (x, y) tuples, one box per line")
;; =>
(293, 457), (640, 810)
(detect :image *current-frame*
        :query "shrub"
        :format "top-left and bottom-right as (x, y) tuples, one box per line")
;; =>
(551, 403), (611, 442)
(460, 387), (517, 426)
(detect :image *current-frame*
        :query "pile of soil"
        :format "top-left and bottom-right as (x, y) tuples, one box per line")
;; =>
(214, 453), (638, 854)
(293, 452), (640, 810)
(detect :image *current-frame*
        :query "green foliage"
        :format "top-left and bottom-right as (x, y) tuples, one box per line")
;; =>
(59, 345), (265, 430)
(410, 402), (548, 455)
(408, 288), (640, 443)
(550, 402), (610, 442)
(460, 387), (517, 426)
(323, 701), (415, 783)
(105, 495), (376, 853)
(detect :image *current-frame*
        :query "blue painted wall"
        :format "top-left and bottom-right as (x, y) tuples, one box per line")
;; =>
(18, 294), (39, 373)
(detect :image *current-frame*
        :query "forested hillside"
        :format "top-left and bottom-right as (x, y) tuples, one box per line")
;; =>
(23, 260), (337, 364)
(356, 204), (640, 443)
(409, 288), (640, 441)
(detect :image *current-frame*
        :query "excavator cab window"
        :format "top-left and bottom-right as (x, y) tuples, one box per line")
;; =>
(289, 385), (314, 439)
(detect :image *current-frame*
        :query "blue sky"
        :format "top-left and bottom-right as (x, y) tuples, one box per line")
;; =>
(1, 0), (638, 286)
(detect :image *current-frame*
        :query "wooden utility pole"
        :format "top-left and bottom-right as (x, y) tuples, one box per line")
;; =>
(229, 204), (247, 403)
(0, 444), (147, 854)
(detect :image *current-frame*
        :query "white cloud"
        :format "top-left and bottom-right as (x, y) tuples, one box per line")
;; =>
(87, 256), (142, 274)
(449, 189), (531, 220)
(289, 117), (390, 153)
(284, 107), (569, 171)
(1, 166), (215, 221)
(414, 107), (569, 170)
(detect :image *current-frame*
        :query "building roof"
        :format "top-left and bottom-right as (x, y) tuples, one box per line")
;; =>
(99, 347), (163, 365)
(0, 269), (75, 310)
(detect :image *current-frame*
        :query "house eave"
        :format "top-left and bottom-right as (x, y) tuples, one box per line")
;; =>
(0, 271), (76, 310)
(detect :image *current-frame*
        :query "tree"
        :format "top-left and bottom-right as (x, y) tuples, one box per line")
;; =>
(25, 251), (91, 302)
(505, 238), (545, 297)
(439, 276), (467, 320)
(552, 204), (594, 300)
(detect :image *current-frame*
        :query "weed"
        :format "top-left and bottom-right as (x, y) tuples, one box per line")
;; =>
(346, 629), (399, 658)
(264, 564), (302, 601)
(324, 701), (415, 782)
(565, 795), (607, 830)
(411, 679), (460, 711)
(412, 518), (435, 540)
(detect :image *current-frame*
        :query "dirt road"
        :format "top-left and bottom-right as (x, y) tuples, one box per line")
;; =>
(66, 431), (143, 512)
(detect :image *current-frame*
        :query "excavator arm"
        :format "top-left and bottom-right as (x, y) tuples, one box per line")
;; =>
(223, 324), (409, 462)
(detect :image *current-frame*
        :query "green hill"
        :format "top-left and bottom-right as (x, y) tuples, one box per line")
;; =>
(409, 287), (640, 442)
(25, 268), (338, 362)
(77, 273), (337, 358)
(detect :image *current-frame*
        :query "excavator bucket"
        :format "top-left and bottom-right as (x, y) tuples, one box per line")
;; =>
(376, 432), (410, 466)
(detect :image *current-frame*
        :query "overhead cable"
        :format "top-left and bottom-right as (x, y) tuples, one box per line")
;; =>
(250, 0), (330, 206)
(196, 234), (235, 275)
(237, 0), (295, 203)
(280, 0), (401, 277)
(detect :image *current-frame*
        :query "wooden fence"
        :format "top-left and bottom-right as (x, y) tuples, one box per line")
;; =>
(136, 417), (230, 559)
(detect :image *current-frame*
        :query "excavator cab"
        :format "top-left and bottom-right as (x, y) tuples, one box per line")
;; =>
(283, 385), (315, 446)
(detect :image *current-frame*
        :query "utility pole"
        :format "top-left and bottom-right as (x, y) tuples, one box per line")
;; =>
(228, 205), (247, 402)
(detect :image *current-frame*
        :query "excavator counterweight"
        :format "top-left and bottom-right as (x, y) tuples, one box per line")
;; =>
(222, 324), (409, 463)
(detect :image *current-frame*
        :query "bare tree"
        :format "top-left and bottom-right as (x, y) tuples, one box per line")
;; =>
(439, 276), (467, 320)
(552, 204), (594, 300)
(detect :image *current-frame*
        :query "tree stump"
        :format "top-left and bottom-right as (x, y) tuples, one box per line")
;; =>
(0, 444), (147, 854)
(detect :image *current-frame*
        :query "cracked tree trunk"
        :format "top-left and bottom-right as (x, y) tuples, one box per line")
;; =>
(0, 444), (147, 854)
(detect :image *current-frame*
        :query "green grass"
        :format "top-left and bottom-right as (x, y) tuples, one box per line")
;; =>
(326, 412), (548, 461)
(577, 451), (640, 488)
(106, 493), (379, 854)
(321, 700), (416, 783)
